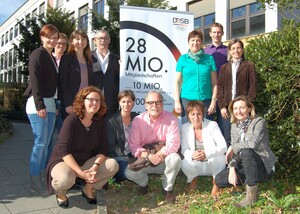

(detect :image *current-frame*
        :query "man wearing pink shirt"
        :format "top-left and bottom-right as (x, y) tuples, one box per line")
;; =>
(125, 91), (181, 204)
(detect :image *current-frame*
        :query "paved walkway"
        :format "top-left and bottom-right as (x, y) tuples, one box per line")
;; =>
(0, 122), (104, 214)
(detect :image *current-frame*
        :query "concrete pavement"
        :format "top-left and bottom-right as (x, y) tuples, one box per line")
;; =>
(0, 122), (105, 214)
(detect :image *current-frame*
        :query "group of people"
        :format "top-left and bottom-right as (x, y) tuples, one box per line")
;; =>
(24, 22), (277, 210)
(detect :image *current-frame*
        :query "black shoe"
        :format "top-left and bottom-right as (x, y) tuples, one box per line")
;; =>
(82, 189), (97, 204)
(56, 195), (69, 208)
(138, 185), (148, 195)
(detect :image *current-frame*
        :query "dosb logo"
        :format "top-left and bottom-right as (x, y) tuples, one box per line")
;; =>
(173, 17), (189, 25)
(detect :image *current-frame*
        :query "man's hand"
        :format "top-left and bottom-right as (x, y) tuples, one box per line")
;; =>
(148, 153), (164, 165)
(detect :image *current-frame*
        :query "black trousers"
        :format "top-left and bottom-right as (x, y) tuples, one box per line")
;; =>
(215, 149), (273, 187)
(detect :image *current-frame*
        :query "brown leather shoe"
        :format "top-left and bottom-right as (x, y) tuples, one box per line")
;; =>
(162, 188), (176, 204)
(186, 177), (198, 192)
(138, 185), (148, 195)
(165, 191), (176, 204)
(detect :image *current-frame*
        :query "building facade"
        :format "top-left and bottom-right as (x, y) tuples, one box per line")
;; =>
(0, 0), (282, 85)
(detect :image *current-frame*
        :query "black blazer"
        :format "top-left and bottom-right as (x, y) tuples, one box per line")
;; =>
(59, 53), (101, 108)
(92, 51), (120, 116)
(107, 111), (139, 157)
(24, 46), (58, 111)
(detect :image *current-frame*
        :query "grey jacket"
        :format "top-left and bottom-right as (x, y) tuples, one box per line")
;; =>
(231, 116), (278, 174)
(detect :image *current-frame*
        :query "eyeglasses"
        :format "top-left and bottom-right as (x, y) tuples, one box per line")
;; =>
(57, 42), (66, 46)
(146, 100), (162, 106)
(85, 97), (100, 104)
(96, 37), (109, 41)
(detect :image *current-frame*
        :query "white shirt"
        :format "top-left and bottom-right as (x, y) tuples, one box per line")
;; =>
(231, 59), (241, 99)
(95, 49), (110, 74)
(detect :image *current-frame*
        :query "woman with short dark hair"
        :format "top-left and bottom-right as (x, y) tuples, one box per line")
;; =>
(107, 90), (139, 182)
(180, 100), (227, 198)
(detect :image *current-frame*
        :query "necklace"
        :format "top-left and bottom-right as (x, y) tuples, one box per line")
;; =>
(82, 118), (92, 132)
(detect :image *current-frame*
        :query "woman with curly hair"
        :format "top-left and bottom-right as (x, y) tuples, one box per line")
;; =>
(46, 86), (119, 208)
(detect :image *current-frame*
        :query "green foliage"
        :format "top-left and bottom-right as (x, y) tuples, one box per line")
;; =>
(258, 0), (300, 11)
(13, 7), (76, 76)
(245, 19), (300, 178)
(0, 114), (13, 135)
(91, 10), (120, 54)
(91, 0), (170, 55)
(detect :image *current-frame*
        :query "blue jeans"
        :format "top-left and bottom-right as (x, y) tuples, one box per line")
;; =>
(215, 149), (273, 187)
(181, 98), (215, 123)
(28, 112), (56, 176)
(113, 156), (129, 182)
(219, 110), (231, 147)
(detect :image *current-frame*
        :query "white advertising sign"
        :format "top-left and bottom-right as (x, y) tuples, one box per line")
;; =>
(120, 6), (194, 113)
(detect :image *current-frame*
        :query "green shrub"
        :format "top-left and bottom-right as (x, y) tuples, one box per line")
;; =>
(0, 114), (13, 135)
(0, 109), (28, 122)
(245, 19), (300, 178)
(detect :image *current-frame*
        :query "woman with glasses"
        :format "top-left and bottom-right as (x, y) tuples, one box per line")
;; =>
(59, 30), (101, 120)
(107, 90), (139, 183)
(23, 24), (59, 195)
(47, 86), (118, 208)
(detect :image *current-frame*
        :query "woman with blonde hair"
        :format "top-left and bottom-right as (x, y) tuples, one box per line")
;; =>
(215, 95), (277, 207)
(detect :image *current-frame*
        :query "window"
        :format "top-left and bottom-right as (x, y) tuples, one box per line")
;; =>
(39, 3), (45, 18)
(5, 32), (8, 44)
(25, 14), (31, 28)
(14, 23), (19, 38)
(79, 5), (88, 31)
(94, 0), (105, 17)
(1, 35), (4, 46)
(32, 9), (37, 17)
(12, 68), (17, 83)
(4, 52), (8, 69)
(8, 49), (12, 67)
(194, 17), (202, 29)
(0, 54), (3, 69)
(230, 2), (264, 39)
(9, 28), (13, 41)
(194, 13), (215, 44)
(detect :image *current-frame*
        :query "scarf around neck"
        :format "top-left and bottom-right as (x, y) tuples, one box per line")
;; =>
(188, 48), (204, 64)
(238, 117), (252, 142)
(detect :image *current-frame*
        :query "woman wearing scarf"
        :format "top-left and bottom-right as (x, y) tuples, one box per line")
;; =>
(215, 96), (277, 207)
(174, 29), (217, 122)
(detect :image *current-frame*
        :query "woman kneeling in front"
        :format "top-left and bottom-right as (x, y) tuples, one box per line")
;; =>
(215, 95), (277, 207)
(46, 86), (119, 208)
(180, 101), (227, 198)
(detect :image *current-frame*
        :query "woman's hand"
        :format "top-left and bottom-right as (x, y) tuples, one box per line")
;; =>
(228, 167), (238, 187)
(192, 150), (206, 161)
(174, 100), (182, 114)
(79, 169), (99, 184)
(225, 146), (234, 164)
(207, 100), (216, 115)
(221, 108), (229, 119)
(37, 109), (47, 118)
(65, 106), (73, 115)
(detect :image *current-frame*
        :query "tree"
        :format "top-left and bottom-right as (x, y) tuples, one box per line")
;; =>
(9, 7), (76, 111)
(13, 7), (76, 76)
(245, 19), (300, 178)
(91, 0), (170, 54)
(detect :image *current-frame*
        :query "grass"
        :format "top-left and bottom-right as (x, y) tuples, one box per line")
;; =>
(105, 173), (300, 214)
